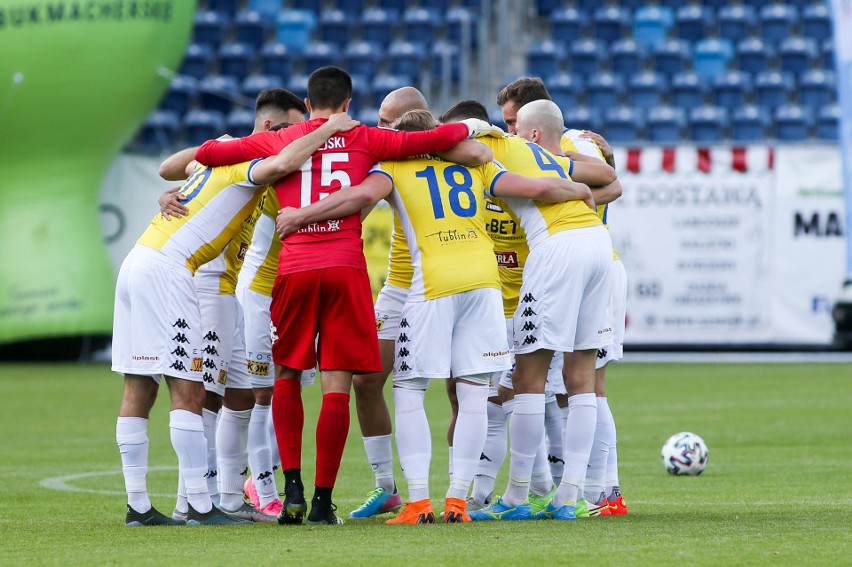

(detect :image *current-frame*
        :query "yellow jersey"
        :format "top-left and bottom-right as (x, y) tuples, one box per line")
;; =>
(237, 188), (282, 297)
(484, 197), (529, 318)
(138, 160), (266, 273)
(371, 155), (505, 301)
(384, 211), (414, 289)
(480, 135), (601, 250)
(194, 220), (252, 295)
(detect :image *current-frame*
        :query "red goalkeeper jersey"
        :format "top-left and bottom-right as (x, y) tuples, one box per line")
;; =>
(196, 118), (468, 274)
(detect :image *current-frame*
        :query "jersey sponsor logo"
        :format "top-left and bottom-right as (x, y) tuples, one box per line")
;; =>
(238, 242), (249, 261)
(299, 219), (342, 233)
(203, 345), (219, 356)
(203, 331), (220, 342)
(172, 318), (190, 329)
(494, 250), (519, 268)
(376, 319), (384, 332)
(170, 360), (188, 372)
(425, 228), (479, 244)
(597, 348), (608, 359)
(398, 333), (410, 343)
(521, 293), (537, 303)
(597, 327), (613, 334)
(522, 335), (538, 345)
(218, 370), (228, 385)
(131, 355), (160, 362)
(248, 360), (270, 376)
(486, 218), (518, 236)
(521, 321), (537, 331)
(485, 201), (504, 213)
(482, 350), (509, 358)
(170, 346), (189, 358)
(398, 347), (410, 357)
(191, 357), (204, 372)
(521, 307), (537, 317)
(172, 332), (189, 344)
(203, 358), (217, 369)
(203, 371), (214, 383)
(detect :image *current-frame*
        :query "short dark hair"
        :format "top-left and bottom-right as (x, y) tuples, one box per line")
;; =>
(255, 88), (306, 115)
(496, 77), (551, 107)
(307, 66), (352, 111)
(269, 122), (292, 132)
(440, 100), (490, 123)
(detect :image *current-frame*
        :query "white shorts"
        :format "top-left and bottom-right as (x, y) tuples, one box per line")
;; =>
(394, 287), (510, 381)
(498, 346), (566, 402)
(197, 292), (252, 395)
(374, 282), (408, 341)
(513, 226), (614, 354)
(112, 245), (203, 382)
(492, 318), (514, 397)
(596, 259), (627, 369)
(236, 282), (315, 389)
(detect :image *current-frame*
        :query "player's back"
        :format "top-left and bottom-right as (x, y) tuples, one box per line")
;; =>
(484, 197), (529, 318)
(238, 188), (282, 296)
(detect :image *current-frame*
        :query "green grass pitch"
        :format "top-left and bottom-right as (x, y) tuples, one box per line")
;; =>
(1, 362), (850, 566)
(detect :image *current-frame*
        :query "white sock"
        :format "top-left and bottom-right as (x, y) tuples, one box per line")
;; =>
(267, 407), (281, 468)
(247, 403), (278, 507)
(176, 474), (188, 514)
(116, 417), (151, 513)
(448, 446), (453, 479)
(394, 387), (431, 502)
(531, 427), (554, 497)
(217, 406), (252, 511)
(471, 402), (508, 504)
(544, 399), (565, 485)
(447, 382), (489, 500)
(363, 434), (395, 493)
(502, 393), (544, 506)
(553, 393), (597, 508)
(598, 397), (621, 497)
(584, 397), (613, 502)
(170, 409), (212, 514)
(201, 408), (219, 502)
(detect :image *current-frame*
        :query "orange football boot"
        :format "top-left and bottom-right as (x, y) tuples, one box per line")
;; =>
(385, 499), (435, 525)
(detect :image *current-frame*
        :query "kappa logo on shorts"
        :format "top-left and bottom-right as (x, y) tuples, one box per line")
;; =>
(548, 454), (565, 465)
(203, 331), (220, 342)
(521, 307), (537, 317)
(172, 318), (190, 329)
(597, 348), (608, 359)
(598, 327), (613, 334)
(248, 361), (270, 376)
(398, 361), (411, 372)
(172, 332), (189, 344)
(399, 318), (410, 328)
(218, 370), (228, 385)
(521, 293), (537, 303)
(170, 360), (188, 372)
(191, 358), (204, 372)
(202, 371), (214, 383)
(521, 321), (537, 331)
(479, 453), (492, 462)
(203, 345), (219, 356)
(203, 358), (217, 369)
(522, 335), (538, 345)
(398, 347), (410, 358)
(398, 333), (410, 343)
(170, 346), (189, 358)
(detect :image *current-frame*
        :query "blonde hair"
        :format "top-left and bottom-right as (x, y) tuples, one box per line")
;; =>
(391, 109), (436, 132)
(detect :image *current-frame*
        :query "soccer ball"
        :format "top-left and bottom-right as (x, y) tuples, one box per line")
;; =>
(661, 432), (709, 475)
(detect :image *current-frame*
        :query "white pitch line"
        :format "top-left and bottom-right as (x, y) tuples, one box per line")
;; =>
(40, 466), (178, 497)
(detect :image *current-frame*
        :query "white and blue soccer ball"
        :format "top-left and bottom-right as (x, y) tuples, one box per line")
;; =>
(661, 432), (709, 476)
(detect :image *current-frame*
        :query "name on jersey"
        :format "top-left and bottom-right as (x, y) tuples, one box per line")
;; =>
(318, 137), (346, 151)
(425, 228), (479, 244)
(494, 250), (519, 268)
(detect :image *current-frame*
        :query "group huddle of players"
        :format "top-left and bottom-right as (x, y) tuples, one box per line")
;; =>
(112, 65), (628, 527)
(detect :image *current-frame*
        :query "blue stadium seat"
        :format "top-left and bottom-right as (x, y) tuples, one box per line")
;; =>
(731, 105), (770, 142)
(225, 109), (256, 138)
(620, 0), (647, 9)
(676, 5), (712, 42)
(291, 0), (321, 9)
(218, 43), (256, 80)
(206, 0), (238, 16)
(249, 0), (279, 18)
(799, 69), (835, 109)
(775, 104), (813, 140)
(737, 38), (774, 75)
(587, 73), (624, 110)
(372, 74), (410, 108)
(138, 110), (180, 150)
(432, 41), (460, 83)
(319, 9), (352, 47)
(361, 8), (399, 47)
(260, 42), (293, 79)
(546, 73), (583, 112)
(488, 108), (508, 131)
(803, 3), (831, 41)
(389, 41), (425, 79)
(822, 39), (835, 70)
(286, 74), (309, 100)
(816, 104), (839, 140)
(563, 106), (601, 133)
(303, 42), (339, 74)
(447, 7), (478, 46)
(629, 71), (665, 110)
(570, 39), (604, 76)
(671, 71), (706, 108)
(593, 6), (628, 43)
(403, 8), (440, 45)
(653, 39), (690, 76)
(689, 105), (728, 143)
(604, 106), (643, 143)
(241, 74), (279, 100)
(331, 0), (366, 18)
(647, 106), (686, 142)
(527, 41), (563, 79)
(552, 8), (583, 44)
(693, 38), (733, 81)
(577, 0), (601, 11)
(193, 10), (228, 49)
(713, 71), (752, 109)
(634, 6), (673, 49)
(179, 43), (214, 80)
(183, 110), (226, 146)
(198, 75), (240, 114)
(760, 5), (798, 45)
(421, 0), (450, 11)
(378, 0), (407, 11)
(348, 74), (373, 116)
(779, 37), (817, 75)
(718, 5), (756, 43)
(345, 41), (384, 79)
(611, 39), (647, 77)
(234, 10), (270, 49)
(755, 70), (794, 108)
(276, 9), (317, 53)
(160, 76), (197, 115)
(535, 0), (563, 17)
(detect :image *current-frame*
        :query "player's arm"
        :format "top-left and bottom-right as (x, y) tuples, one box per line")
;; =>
(276, 173), (393, 238)
(568, 159), (617, 187)
(158, 146), (200, 180)
(195, 129), (282, 166)
(563, 152), (622, 205)
(434, 139), (493, 166)
(491, 171), (595, 209)
(580, 130), (615, 169)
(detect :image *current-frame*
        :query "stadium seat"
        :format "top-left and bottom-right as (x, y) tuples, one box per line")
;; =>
(535, 0), (563, 17)
(225, 109), (255, 138)
(593, 6), (628, 43)
(372, 74), (410, 108)
(604, 106), (642, 144)
(206, 0), (238, 16)
(260, 42), (293, 78)
(199, 75), (240, 114)
(361, 8), (399, 47)
(760, 4), (798, 45)
(799, 69), (835, 109)
(421, 0), (450, 11)
(234, 10), (270, 49)
(546, 73), (583, 112)
(403, 8), (440, 45)
(611, 39), (647, 77)
(356, 108), (380, 127)
(779, 37), (817, 75)
(653, 39), (690, 76)
(587, 72), (624, 110)
(755, 70), (794, 108)
(562, 106), (600, 133)
(138, 110), (180, 150)
(179, 43), (214, 80)
(193, 10), (228, 49)
(302, 42), (339, 74)
(389, 41), (425, 79)
(671, 71), (706, 108)
(737, 38), (774, 75)
(718, 5), (756, 43)
(218, 43), (256, 80)
(689, 105), (728, 143)
(319, 9), (353, 47)
(816, 104), (840, 141)
(647, 106), (686, 142)
(447, 7), (478, 47)
(432, 41), (460, 83)
(378, 0), (406, 10)
(290, 0), (321, 9)
(822, 39), (835, 70)
(676, 5), (712, 42)
(527, 41), (563, 79)
(803, 3), (831, 41)
(349, 75), (373, 116)
(160, 76), (197, 116)
(183, 110), (226, 146)
(286, 74), (309, 100)
(731, 105), (770, 142)
(634, 6), (673, 49)
(331, 0), (366, 18)
(552, 8), (583, 44)
(775, 104), (813, 140)
(713, 71), (752, 109)
(249, 0), (279, 18)
(488, 108), (508, 131)
(628, 71), (666, 110)
(570, 39), (604, 76)
(693, 38), (733, 81)
(241, 74), (279, 100)
(345, 41), (384, 79)
(577, 0), (601, 11)
(276, 9), (317, 53)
